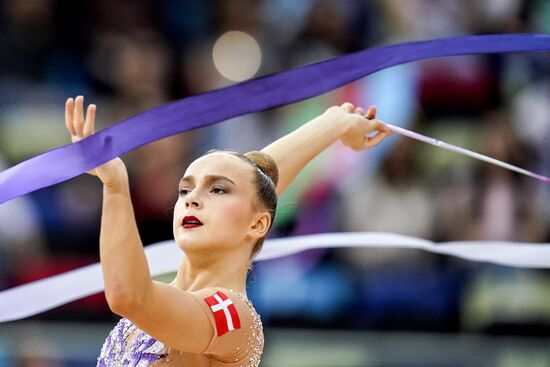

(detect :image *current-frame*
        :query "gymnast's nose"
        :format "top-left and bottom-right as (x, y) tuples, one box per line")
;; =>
(184, 190), (202, 209)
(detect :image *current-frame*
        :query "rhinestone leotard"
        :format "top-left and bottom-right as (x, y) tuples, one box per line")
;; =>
(97, 290), (263, 367)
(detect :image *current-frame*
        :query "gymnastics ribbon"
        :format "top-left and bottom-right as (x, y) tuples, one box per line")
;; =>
(2, 33), (550, 205)
(2, 232), (550, 323)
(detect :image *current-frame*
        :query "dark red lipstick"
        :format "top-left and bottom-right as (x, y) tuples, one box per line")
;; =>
(181, 215), (203, 228)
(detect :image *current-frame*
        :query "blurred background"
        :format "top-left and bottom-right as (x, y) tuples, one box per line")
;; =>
(0, 0), (550, 366)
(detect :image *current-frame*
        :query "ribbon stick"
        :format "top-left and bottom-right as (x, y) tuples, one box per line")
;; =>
(386, 124), (550, 183)
(2, 232), (550, 323)
(2, 34), (550, 204)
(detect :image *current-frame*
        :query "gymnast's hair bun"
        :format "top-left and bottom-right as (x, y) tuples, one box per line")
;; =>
(244, 151), (279, 187)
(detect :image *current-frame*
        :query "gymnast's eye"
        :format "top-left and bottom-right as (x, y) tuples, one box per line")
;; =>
(179, 188), (191, 196)
(211, 186), (227, 194)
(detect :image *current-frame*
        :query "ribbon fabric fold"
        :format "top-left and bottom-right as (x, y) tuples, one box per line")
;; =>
(2, 34), (550, 204)
(2, 232), (550, 323)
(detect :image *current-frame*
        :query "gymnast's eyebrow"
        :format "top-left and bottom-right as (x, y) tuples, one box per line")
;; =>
(179, 175), (236, 187)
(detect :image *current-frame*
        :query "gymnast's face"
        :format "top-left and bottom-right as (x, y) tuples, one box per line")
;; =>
(173, 153), (267, 254)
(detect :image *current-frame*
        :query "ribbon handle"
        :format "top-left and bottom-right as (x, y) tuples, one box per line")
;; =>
(386, 124), (550, 183)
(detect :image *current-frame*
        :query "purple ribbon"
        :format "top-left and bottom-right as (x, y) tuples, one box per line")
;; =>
(1, 34), (550, 204)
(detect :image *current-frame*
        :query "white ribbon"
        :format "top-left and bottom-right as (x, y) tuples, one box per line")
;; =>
(1, 232), (550, 323)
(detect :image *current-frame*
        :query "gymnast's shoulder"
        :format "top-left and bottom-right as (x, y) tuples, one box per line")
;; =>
(188, 287), (264, 363)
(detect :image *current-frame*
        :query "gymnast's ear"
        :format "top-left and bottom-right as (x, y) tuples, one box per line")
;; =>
(248, 211), (271, 239)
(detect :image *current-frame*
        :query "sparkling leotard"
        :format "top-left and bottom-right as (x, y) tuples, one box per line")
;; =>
(97, 289), (263, 367)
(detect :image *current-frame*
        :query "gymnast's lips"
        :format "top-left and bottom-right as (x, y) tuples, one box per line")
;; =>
(181, 215), (203, 229)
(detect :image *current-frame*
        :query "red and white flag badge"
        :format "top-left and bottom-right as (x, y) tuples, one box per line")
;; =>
(204, 291), (241, 336)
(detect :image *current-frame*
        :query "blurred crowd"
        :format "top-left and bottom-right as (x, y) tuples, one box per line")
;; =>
(1, 0), (550, 354)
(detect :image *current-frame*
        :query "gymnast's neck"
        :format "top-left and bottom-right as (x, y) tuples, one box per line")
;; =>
(172, 248), (250, 296)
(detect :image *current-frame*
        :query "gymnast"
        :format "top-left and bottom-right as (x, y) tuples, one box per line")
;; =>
(64, 95), (390, 366)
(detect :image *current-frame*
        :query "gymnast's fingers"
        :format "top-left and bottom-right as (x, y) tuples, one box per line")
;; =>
(83, 104), (96, 137)
(73, 95), (85, 137)
(65, 98), (76, 136)
(341, 102), (355, 113)
(369, 119), (392, 135)
(354, 106), (365, 116)
(366, 105), (377, 120)
(362, 130), (390, 149)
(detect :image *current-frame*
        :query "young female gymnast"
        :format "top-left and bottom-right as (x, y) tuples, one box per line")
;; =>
(64, 95), (390, 366)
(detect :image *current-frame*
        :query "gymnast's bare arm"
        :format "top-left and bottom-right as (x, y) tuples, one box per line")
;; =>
(262, 102), (392, 196)
(65, 96), (216, 354)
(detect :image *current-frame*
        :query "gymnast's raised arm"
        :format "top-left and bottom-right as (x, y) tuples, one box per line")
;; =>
(65, 96), (222, 354)
(262, 102), (391, 195)
(65, 97), (148, 316)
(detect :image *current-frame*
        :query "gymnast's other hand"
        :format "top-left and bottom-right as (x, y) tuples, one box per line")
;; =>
(326, 102), (392, 151)
(65, 96), (127, 187)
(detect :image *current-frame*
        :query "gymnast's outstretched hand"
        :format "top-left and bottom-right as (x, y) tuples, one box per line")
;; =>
(327, 102), (392, 151)
(65, 95), (127, 186)
(262, 101), (391, 194)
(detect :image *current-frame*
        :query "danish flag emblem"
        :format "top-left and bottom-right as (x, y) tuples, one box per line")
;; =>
(204, 291), (241, 336)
